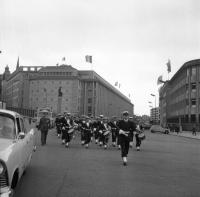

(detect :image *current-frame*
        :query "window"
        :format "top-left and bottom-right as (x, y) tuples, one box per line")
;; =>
(191, 83), (196, 91)
(88, 106), (92, 113)
(191, 67), (196, 75)
(191, 114), (196, 123)
(88, 98), (92, 103)
(191, 99), (196, 106)
(186, 84), (189, 90)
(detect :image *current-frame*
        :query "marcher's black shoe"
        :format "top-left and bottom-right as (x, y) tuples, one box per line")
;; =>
(123, 161), (127, 166)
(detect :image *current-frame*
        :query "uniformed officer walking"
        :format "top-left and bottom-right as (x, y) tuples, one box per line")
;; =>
(117, 111), (136, 165)
(38, 110), (50, 146)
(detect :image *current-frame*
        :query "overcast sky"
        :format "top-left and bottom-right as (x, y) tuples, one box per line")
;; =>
(0, 0), (200, 115)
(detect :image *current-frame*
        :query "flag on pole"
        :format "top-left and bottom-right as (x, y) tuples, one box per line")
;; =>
(119, 83), (121, 88)
(157, 75), (163, 85)
(16, 56), (19, 69)
(114, 81), (118, 86)
(85, 55), (92, 63)
(166, 59), (171, 73)
(62, 57), (66, 61)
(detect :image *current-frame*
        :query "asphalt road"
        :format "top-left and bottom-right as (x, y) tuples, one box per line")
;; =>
(14, 127), (200, 197)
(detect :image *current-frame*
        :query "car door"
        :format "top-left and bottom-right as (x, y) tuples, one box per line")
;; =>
(15, 117), (28, 173)
(19, 117), (32, 167)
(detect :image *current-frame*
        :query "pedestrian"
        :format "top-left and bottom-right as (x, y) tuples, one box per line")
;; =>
(38, 110), (50, 146)
(192, 124), (196, 136)
(117, 111), (136, 166)
(135, 124), (144, 151)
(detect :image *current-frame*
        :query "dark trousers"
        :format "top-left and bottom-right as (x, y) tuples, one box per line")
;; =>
(129, 132), (134, 142)
(135, 134), (141, 147)
(119, 135), (130, 157)
(111, 130), (117, 142)
(41, 130), (48, 145)
(81, 130), (85, 141)
(103, 135), (109, 145)
(62, 130), (70, 143)
(94, 130), (99, 140)
(84, 132), (91, 144)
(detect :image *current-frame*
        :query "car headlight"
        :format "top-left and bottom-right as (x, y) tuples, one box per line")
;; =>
(0, 161), (5, 175)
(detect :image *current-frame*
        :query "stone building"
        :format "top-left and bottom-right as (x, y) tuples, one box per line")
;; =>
(159, 59), (200, 130)
(2, 64), (134, 117)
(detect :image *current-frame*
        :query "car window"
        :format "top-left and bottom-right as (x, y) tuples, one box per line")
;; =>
(16, 117), (21, 134)
(20, 118), (27, 134)
(0, 115), (15, 139)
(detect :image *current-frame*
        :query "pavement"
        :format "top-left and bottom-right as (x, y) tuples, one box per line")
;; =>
(169, 130), (200, 140)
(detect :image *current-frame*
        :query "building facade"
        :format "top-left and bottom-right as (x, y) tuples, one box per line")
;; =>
(159, 59), (200, 130)
(2, 64), (134, 117)
(150, 107), (160, 124)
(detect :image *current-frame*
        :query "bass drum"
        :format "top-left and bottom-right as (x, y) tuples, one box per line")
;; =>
(68, 128), (74, 134)
(138, 133), (146, 140)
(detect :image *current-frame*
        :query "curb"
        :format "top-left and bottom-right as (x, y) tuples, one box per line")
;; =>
(169, 132), (200, 140)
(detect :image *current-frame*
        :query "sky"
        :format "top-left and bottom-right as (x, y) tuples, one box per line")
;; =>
(0, 0), (200, 115)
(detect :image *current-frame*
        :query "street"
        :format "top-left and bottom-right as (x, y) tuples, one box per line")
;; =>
(14, 127), (200, 197)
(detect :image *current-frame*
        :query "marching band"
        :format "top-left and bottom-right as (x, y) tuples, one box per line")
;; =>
(54, 110), (145, 166)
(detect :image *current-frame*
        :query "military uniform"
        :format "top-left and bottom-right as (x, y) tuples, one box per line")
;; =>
(117, 111), (136, 165)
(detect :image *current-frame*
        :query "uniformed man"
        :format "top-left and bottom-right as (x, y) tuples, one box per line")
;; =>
(81, 116), (92, 148)
(128, 116), (134, 148)
(55, 114), (62, 138)
(61, 112), (74, 148)
(98, 115), (104, 146)
(108, 116), (119, 147)
(99, 117), (111, 149)
(92, 117), (100, 144)
(117, 111), (136, 166)
(38, 110), (50, 146)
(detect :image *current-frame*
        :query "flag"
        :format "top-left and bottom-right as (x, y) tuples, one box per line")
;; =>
(114, 81), (118, 86)
(16, 56), (19, 69)
(85, 55), (92, 63)
(119, 83), (121, 88)
(128, 94), (130, 98)
(157, 75), (163, 85)
(166, 59), (171, 73)
(62, 57), (66, 61)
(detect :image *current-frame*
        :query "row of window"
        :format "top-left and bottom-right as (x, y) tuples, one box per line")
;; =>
(39, 72), (73, 76)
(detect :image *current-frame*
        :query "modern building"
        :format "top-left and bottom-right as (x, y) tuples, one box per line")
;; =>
(2, 64), (134, 117)
(159, 59), (200, 130)
(150, 107), (160, 124)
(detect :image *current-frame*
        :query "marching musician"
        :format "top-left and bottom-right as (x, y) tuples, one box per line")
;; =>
(128, 116), (134, 148)
(55, 114), (62, 138)
(108, 116), (119, 147)
(99, 117), (111, 149)
(92, 117), (99, 144)
(135, 124), (144, 151)
(117, 111), (136, 166)
(98, 115), (104, 147)
(81, 116), (92, 148)
(61, 112), (74, 148)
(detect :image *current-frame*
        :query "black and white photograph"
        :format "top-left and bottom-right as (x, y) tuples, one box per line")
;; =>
(0, 0), (200, 196)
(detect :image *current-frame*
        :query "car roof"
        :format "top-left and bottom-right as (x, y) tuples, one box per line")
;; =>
(0, 109), (21, 117)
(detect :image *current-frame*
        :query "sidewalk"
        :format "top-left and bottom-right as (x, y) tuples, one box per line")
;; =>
(170, 131), (200, 140)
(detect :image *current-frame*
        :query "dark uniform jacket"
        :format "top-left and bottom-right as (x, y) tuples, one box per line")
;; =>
(117, 120), (136, 139)
(39, 117), (50, 132)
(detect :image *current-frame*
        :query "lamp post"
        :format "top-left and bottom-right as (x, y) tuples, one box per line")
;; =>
(150, 94), (156, 124)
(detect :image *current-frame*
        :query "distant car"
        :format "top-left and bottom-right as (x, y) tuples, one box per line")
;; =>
(0, 109), (36, 196)
(150, 125), (170, 134)
(142, 123), (151, 130)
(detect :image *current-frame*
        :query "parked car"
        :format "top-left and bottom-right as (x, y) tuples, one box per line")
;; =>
(150, 125), (170, 134)
(0, 109), (36, 197)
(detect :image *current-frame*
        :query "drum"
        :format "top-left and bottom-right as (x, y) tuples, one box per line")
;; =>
(68, 128), (74, 134)
(103, 130), (110, 136)
(138, 132), (146, 140)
